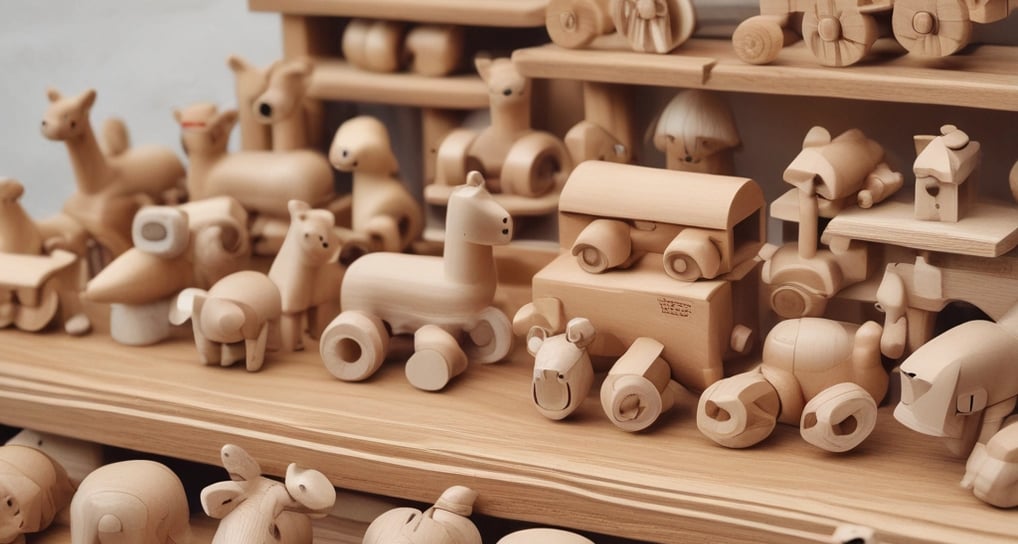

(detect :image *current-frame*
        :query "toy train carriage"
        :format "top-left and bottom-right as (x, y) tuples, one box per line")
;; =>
(559, 161), (766, 282)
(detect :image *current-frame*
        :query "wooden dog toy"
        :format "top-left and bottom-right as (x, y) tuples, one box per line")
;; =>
(651, 90), (740, 175)
(545, 0), (695, 53)
(0, 445), (74, 544)
(362, 486), (481, 544)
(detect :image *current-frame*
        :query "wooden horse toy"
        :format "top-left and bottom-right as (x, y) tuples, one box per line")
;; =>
(328, 115), (423, 253)
(251, 58), (323, 151)
(201, 444), (335, 544)
(362, 486), (481, 544)
(0, 445), (75, 544)
(41, 88), (185, 258)
(321, 172), (514, 391)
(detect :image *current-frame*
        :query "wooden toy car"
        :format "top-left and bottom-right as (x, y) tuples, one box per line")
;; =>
(545, 0), (695, 53)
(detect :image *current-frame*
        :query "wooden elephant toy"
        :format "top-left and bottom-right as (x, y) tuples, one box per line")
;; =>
(362, 486), (481, 544)
(697, 318), (889, 452)
(0, 445), (75, 544)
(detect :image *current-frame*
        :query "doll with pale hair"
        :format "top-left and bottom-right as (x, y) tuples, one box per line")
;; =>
(651, 90), (740, 175)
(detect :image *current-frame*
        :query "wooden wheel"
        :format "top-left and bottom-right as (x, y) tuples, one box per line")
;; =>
(800, 382), (878, 453)
(463, 306), (513, 364)
(802, 2), (879, 66)
(892, 0), (971, 58)
(319, 310), (390, 381)
(546, 0), (613, 49)
(732, 15), (788, 65)
(610, 0), (695, 53)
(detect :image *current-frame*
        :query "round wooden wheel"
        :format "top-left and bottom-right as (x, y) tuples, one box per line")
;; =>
(319, 310), (390, 381)
(769, 283), (828, 319)
(611, 0), (695, 53)
(800, 382), (878, 453)
(802, 3), (879, 66)
(892, 0), (971, 58)
(732, 15), (787, 65)
(601, 374), (664, 432)
(463, 306), (513, 364)
(546, 0), (613, 49)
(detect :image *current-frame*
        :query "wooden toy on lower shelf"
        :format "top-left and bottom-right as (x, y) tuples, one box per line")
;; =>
(697, 318), (889, 452)
(651, 90), (740, 175)
(497, 528), (595, 544)
(0, 445), (75, 544)
(70, 460), (191, 544)
(201, 444), (335, 544)
(320, 172), (514, 391)
(362, 486), (481, 544)
(5, 430), (103, 487)
(545, 0), (695, 53)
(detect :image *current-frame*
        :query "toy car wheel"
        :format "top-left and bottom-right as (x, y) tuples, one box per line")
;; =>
(892, 0), (971, 57)
(13, 283), (61, 332)
(696, 372), (780, 448)
(732, 15), (787, 65)
(545, 0), (612, 49)
(770, 283), (828, 319)
(802, 4), (878, 66)
(463, 306), (513, 364)
(319, 310), (390, 381)
(600, 374), (664, 432)
(800, 382), (878, 453)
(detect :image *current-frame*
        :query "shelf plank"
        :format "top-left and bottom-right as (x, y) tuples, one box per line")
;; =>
(248, 0), (549, 27)
(307, 58), (489, 109)
(513, 37), (1018, 111)
(0, 331), (1014, 543)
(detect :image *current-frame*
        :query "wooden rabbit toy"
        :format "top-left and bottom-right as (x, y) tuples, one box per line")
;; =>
(362, 486), (481, 544)
(0, 445), (75, 544)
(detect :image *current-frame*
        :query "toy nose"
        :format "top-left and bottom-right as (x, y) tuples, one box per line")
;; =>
(258, 102), (272, 117)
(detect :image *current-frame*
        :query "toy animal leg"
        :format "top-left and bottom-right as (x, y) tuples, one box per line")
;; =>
(278, 313), (304, 352)
(697, 371), (780, 449)
(962, 423), (1018, 508)
(600, 338), (679, 432)
(800, 382), (878, 453)
(244, 323), (271, 372)
(406, 325), (468, 391)
(193, 324), (222, 366)
(221, 342), (246, 367)
(320, 310), (390, 381)
(463, 306), (513, 364)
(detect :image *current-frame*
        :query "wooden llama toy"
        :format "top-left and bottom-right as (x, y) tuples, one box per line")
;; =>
(651, 90), (740, 175)
(342, 20), (465, 76)
(913, 124), (980, 222)
(320, 172), (513, 391)
(41, 88), (185, 258)
(227, 55), (272, 151)
(428, 57), (573, 221)
(545, 0), (695, 53)
(697, 318), (889, 452)
(201, 444), (335, 544)
(70, 460), (191, 544)
(328, 116), (423, 253)
(362, 486), (481, 544)
(0, 445), (75, 544)
(251, 58), (316, 152)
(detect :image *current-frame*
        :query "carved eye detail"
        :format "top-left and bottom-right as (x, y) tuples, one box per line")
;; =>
(269, 522), (281, 540)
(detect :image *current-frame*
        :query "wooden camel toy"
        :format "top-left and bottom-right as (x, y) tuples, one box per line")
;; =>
(41, 88), (185, 258)
(0, 445), (75, 544)
(328, 115), (423, 253)
(428, 57), (572, 221)
(321, 172), (514, 391)
(201, 444), (335, 544)
(362, 486), (481, 544)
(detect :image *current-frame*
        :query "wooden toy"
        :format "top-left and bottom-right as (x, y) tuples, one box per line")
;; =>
(0, 445), (74, 544)
(5, 430), (103, 487)
(545, 0), (695, 53)
(559, 161), (765, 280)
(227, 55), (272, 151)
(761, 126), (902, 318)
(526, 317), (597, 421)
(343, 20), (465, 76)
(361, 486), (481, 544)
(328, 116), (424, 253)
(913, 124), (980, 223)
(962, 422), (1018, 508)
(320, 172), (514, 391)
(651, 90), (740, 175)
(429, 57), (572, 220)
(253, 58), (314, 152)
(201, 444), (335, 544)
(42, 88), (185, 258)
(697, 318), (888, 452)
(1010, 159), (1018, 203)
(70, 460), (191, 544)
(830, 525), (878, 544)
(497, 528), (595, 544)
(405, 25), (466, 77)
(732, 0), (1017, 67)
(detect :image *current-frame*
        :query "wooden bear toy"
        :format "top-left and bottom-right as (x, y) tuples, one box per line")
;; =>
(0, 445), (75, 544)
(362, 486), (481, 544)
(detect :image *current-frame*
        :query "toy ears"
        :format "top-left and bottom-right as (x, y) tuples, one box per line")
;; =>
(526, 326), (548, 356)
(288, 199), (311, 219)
(46, 87), (62, 103)
(227, 54), (256, 73)
(465, 170), (486, 189)
(474, 54), (492, 82)
(565, 317), (595, 348)
(45, 87), (96, 109)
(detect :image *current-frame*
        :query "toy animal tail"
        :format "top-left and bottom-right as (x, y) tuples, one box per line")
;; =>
(101, 118), (130, 157)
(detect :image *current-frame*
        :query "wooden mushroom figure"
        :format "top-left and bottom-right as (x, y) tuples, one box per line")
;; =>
(362, 486), (481, 544)
(201, 444), (336, 544)
(0, 445), (74, 544)
(652, 90), (740, 175)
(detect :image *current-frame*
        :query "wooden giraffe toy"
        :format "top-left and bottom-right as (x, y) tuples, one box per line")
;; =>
(0, 445), (75, 544)
(321, 172), (513, 391)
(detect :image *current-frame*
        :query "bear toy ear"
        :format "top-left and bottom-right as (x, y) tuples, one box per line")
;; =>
(526, 326), (548, 356)
(565, 317), (595, 349)
(802, 126), (831, 148)
(288, 200), (311, 219)
(46, 87), (62, 103)
(474, 55), (493, 83)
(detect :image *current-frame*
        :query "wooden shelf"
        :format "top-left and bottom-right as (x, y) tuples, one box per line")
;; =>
(308, 58), (489, 109)
(248, 0), (549, 27)
(0, 330), (1014, 544)
(512, 37), (1018, 111)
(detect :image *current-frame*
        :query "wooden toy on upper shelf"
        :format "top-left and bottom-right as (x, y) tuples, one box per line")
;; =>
(70, 460), (191, 544)
(697, 317), (890, 452)
(227, 55), (272, 151)
(201, 444), (335, 544)
(428, 57), (573, 222)
(320, 172), (514, 392)
(651, 90), (740, 175)
(732, 0), (1017, 67)
(362, 486), (481, 544)
(328, 116), (423, 254)
(41, 88), (185, 260)
(0, 445), (74, 544)
(545, 0), (695, 53)
(913, 124), (980, 222)
(761, 126), (903, 318)
(342, 19), (465, 76)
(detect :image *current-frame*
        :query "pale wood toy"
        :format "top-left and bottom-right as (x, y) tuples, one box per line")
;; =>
(42, 88), (185, 258)
(343, 19), (465, 77)
(85, 197), (250, 346)
(562, 83), (634, 166)
(429, 57), (572, 220)
(697, 318), (888, 452)
(70, 460), (191, 544)
(830, 525), (879, 544)
(201, 444), (335, 544)
(321, 173), (513, 391)
(497, 528), (595, 544)
(560, 161), (765, 281)
(651, 90), (740, 175)
(0, 445), (74, 544)
(362, 486), (481, 544)
(227, 55), (272, 151)
(545, 0), (695, 53)
(733, 0), (1017, 67)
(5, 430), (103, 487)
(762, 126), (903, 318)
(913, 124), (980, 223)
(328, 116), (424, 253)
(252, 58), (314, 152)
(525, 317), (597, 421)
(962, 421), (1018, 508)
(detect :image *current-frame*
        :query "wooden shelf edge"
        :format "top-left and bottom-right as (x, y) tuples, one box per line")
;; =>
(248, 0), (549, 28)
(308, 58), (489, 109)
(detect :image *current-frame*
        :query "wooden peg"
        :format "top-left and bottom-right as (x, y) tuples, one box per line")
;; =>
(0, 445), (74, 544)
(731, 14), (799, 65)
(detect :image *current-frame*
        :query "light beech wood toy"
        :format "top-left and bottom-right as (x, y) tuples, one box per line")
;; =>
(913, 124), (980, 223)
(321, 173), (513, 391)
(545, 0), (695, 53)
(253, 58), (314, 152)
(5, 430), (103, 487)
(830, 525), (879, 544)
(562, 83), (634, 166)
(70, 460), (190, 544)
(559, 161), (765, 281)
(429, 57), (572, 220)
(497, 528), (595, 544)
(651, 90), (740, 175)
(697, 318), (888, 452)
(361, 486), (481, 544)
(0, 445), (74, 544)
(962, 421), (1018, 508)
(41, 88), (185, 258)
(201, 444), (335, 544)
(328, 116), (424, 253)
(227, 55), (272, 152)
(342, 19), (465, 77)
(761, 126), (903, 318)
(732, 0), (1017, 67)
